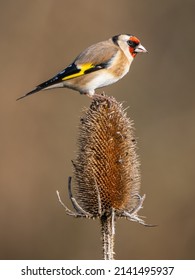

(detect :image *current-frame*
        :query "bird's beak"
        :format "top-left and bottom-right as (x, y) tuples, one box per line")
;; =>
(135, 44), (148, 53)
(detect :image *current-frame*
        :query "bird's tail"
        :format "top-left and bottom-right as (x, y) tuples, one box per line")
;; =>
(16, 87), (43, 101)
(16, 77), (64, 100)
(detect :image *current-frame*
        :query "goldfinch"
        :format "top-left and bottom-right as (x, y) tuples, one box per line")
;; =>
(17, 34), (147, 100)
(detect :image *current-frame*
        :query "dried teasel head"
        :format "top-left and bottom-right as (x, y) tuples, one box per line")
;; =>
(56, 95), (150, 260)
(72, 96), (141, 218)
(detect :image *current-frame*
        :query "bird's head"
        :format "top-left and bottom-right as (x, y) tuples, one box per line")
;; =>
(113, 34), (147, 59)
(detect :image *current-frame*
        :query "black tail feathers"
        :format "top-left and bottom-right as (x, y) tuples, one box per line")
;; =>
(16, 87), (42, 101)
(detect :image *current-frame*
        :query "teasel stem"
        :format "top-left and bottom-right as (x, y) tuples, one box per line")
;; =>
(57, 95), (154, 260)
(100, 209), (115, 260)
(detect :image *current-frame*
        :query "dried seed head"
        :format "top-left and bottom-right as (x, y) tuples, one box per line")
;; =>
(73, 96), (140, 217)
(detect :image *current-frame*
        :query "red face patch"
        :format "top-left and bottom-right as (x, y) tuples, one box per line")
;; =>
(128, 36), (140, 57)
(129, 49), (136, 57)
(130, 36), (140, 45)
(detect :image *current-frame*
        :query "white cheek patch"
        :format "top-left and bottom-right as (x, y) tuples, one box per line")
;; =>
(117, 40), (134, 63)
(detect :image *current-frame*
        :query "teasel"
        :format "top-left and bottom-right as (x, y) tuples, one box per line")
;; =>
(57, 95), (150, 260)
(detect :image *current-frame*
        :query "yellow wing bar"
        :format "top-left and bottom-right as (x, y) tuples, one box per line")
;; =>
(62, 63), (95, 81)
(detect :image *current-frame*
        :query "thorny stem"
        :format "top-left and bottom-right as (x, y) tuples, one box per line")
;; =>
(100, 209), (116, 260)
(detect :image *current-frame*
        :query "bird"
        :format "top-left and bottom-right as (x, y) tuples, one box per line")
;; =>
(16, 34), (147, 101)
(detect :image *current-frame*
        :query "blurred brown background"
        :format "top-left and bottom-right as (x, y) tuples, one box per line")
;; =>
(0, 0), (195, 260)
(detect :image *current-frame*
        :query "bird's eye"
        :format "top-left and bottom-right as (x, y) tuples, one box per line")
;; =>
(127, 40), (137, 48)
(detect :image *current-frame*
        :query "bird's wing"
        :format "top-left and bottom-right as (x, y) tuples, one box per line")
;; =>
(51, 40), (119, 82)
(17, 40), (118, 100)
